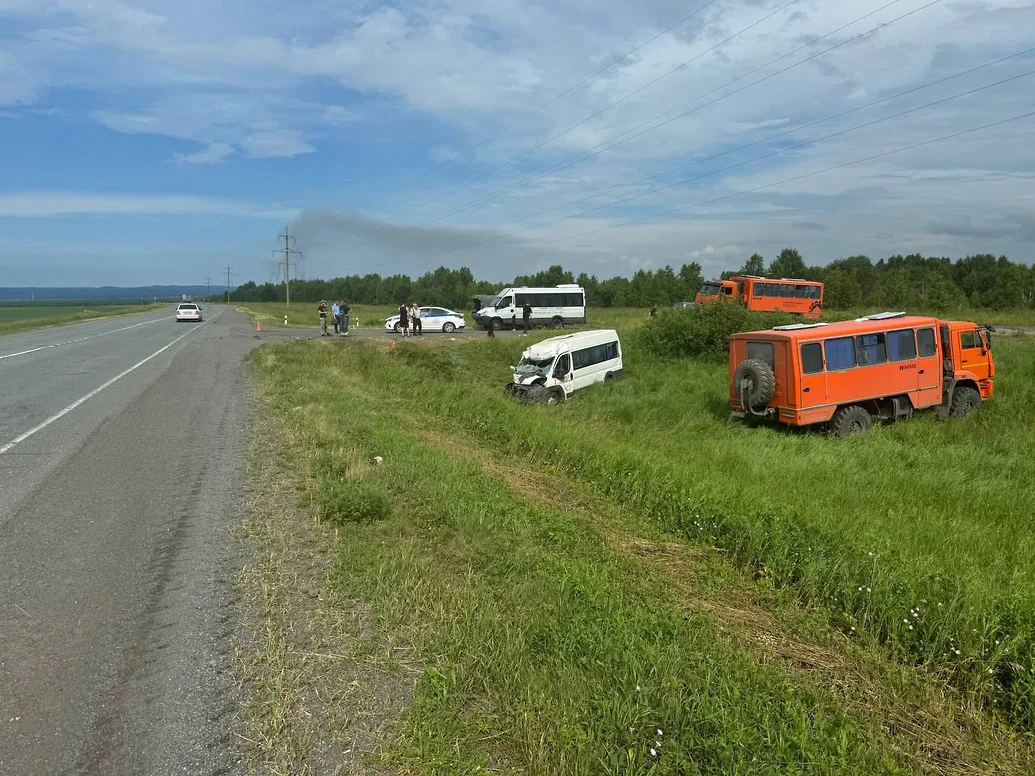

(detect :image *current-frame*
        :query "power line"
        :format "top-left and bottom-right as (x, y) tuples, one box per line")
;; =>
(379, 0), (804, 224)
(225, 265), (234, 304)
(363, 0), (726, 209)
(382, 0), (939, 243)
(400, 57), (1035, 264)
(274, 226), (302, 308)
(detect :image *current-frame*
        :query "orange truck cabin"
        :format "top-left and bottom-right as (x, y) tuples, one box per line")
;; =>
(728, 312), (995, 436)
(695, 276), (824, 319)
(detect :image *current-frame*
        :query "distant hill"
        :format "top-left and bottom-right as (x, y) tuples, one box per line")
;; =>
(0, 286), (219, 303)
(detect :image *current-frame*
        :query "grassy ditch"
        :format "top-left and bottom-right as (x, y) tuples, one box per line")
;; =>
(248, 316), (1035, 772)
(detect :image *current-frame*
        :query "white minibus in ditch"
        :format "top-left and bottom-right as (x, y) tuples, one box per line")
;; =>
(507, 329), (623, 404)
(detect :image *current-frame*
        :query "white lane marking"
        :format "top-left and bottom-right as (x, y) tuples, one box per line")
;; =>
(0, 312), (221, 455)
(0, 315), (172, 361)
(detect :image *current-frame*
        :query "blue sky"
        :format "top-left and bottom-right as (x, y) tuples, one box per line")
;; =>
(1, 0), (1033, 287)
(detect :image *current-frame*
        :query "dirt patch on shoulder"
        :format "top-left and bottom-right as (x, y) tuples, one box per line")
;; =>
(234, 416), (414, 775)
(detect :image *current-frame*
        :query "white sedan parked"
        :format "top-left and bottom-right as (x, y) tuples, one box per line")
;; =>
(384, 306), (466, 334)
(175, 303), (203, 322)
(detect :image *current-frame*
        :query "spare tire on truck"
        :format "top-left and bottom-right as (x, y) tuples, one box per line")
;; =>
(733, 359), (776, 409)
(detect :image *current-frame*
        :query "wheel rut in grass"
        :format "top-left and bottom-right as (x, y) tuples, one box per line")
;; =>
(424, 428), (1035, 776)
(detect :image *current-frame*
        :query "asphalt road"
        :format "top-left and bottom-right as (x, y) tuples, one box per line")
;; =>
(0, 306), (257, 775)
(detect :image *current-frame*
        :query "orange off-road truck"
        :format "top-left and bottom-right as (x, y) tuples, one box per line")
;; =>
(729, 312), (995, 436)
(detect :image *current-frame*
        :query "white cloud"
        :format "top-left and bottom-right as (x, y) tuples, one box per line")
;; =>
(240, 130), (315, 159)
(175, 142), (235, 165)
(685, 244), (740, 259)
(0, 191), (297, 219)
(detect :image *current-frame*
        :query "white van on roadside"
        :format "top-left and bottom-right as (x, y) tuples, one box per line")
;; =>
(475, 284), (586, 330)
(507, 329), (623, 404)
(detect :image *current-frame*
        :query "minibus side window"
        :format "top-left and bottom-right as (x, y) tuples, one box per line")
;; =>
(887, 329), (917, 361)
(801, 343), (823, 374)
(917, 328), (937, 357)
(825, 337), (856, 370)
(855, 333), (887, 366)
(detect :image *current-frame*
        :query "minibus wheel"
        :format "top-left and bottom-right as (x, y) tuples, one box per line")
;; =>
(545, 387), (565, 405)
(831, 405), (872, 438)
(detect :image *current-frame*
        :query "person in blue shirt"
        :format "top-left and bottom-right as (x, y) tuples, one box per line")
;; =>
(331, 301), (340, 335)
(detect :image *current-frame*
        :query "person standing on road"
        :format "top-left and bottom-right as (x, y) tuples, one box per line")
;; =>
(398, 302), (409, 337)
(522, 302), (532, 335)
(340, 300), (351, 336)
(411, 302), (422, 336)
(331, 301), (340, 335)
(318, 300), (329, 337)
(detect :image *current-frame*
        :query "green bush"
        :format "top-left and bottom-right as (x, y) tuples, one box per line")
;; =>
(315, 478), (390, 524)
(633, 302), (799, 361)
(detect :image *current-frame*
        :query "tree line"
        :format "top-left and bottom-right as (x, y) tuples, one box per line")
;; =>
(224, 250), (1035, 311)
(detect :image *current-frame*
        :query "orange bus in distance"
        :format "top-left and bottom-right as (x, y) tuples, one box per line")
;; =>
(728, 312), (995, 436)
(696, 276), (824, 319)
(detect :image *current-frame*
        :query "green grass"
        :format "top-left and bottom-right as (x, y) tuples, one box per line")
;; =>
(0, 304), (160, 336)
(250, 324), (1035, 772)
(238, 302), (396, 330)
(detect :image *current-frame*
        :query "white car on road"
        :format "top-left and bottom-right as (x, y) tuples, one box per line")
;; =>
(175, 303), (203, 322)
(384, 306), (465, 334)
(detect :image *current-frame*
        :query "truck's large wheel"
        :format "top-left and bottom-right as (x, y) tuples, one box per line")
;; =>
(831, 405), (872, 438)
(733, 359), (776, 408)
(949, 386), (980, 418)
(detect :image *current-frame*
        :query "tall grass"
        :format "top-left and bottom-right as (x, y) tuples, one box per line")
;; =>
(254, 343), (927, 774)
(312, 329), (1035, 731)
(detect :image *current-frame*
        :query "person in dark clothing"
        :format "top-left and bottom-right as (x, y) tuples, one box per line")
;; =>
(522, 303), (532, 335)
(340, 300), (351, 335)
(398, 303), (409, 337)
(318, 301), (329, 336)
(649, 305), (657, 319)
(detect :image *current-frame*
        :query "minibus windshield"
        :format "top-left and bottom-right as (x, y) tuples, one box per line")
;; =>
(516, 356), (555, 375)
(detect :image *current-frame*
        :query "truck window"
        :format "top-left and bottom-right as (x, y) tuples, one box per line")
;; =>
(887, 329), (917, 361)
(855, 333), (887, 366)
(917, 328), (937, 357)
(721, 285), (733, 296)
(960, 331), (981, 349)
(801, 343), (823, 374)
(746, 342), (774, 367)
(825, 337), (856, 371)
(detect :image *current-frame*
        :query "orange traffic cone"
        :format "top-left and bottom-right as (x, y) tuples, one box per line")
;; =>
(390, 339), (397, 351)
(256, 321), (263, 332)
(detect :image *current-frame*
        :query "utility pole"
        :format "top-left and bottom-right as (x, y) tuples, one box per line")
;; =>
(206, 276), (211, 299)
(274, 225), (302, 310)
(225, 265), (234, 303)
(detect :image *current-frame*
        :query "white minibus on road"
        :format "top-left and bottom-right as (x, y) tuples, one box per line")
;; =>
(474, 284), (586, 330)
(507, 329), (623, 404)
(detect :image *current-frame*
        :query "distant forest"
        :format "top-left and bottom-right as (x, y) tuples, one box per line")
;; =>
(225, 250), (1035, 311)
